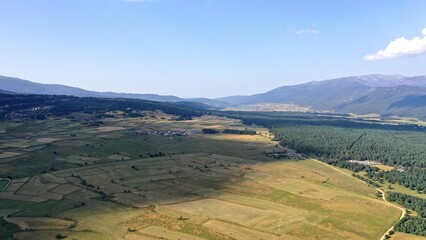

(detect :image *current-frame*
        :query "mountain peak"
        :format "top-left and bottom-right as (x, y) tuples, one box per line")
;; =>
(355, 74), (406, 80)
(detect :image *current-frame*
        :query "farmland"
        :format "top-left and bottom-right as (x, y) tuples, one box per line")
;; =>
(0, 179), (9, 191)
(0, 112), (406, 239)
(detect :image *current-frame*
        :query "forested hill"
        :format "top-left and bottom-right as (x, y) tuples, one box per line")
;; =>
(0, 75), (228, 108)
(218, 75), (426, 119)
(0, 92), (204, 120)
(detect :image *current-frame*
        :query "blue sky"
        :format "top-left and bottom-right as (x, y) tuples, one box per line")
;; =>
(1, 0), (426, 98)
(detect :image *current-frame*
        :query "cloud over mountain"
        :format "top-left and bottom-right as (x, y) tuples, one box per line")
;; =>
(364, 28), (426, 61)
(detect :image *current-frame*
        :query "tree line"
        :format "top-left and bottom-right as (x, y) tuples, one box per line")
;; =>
(388, 193), (426, 237)
(387, 192), (426, 217)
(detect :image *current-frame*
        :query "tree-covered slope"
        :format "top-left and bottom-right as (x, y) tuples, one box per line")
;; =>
(218, 75), (426, 119)
(0, 93), (203, 120)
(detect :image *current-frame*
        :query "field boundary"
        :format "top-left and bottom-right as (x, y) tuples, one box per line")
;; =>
(312, 159), (406, 240)
(0, 178), (11, 191)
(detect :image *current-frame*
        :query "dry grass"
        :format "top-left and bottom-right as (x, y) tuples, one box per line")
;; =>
(35, 138), (60, 143)
(95, 126), (126, 132)
(123, 208), (232, 240)
(375, 164), (395, 171)
(391, 232), (426, 240)
(0, 191), (47, 202)
(138, 225), (208, 240)
(49, 184), (80, 195)
(108, 154), (131, 160)
(7, 217), (74, 230)
(166, 198), (271, 224)
(203, 220), (283, 240)
(16, 176), (63, 200)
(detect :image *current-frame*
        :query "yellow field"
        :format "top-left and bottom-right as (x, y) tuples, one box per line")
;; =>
(375, 164), (395, 171)
(7, 217), (74, 230)
(392, 232), (426, 240)
(203, 220), (283, 240)
(95, 126), (126, 132)
(138, 225), (208, 240)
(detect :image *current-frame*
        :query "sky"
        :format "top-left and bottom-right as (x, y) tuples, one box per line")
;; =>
(0, 0), (426, 98)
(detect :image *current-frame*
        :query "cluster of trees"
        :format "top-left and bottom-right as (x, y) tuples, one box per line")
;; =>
(202, 128), (219, 134)
(202, 128), (256, 135)
(223, 129), (256, 135)
(352, 173), (381, 188)
(370, 168), (426, 193)
(394, 216), (426, 236)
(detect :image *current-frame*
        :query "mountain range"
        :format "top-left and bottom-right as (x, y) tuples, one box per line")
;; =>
(1, 74), (426, 119)
(218, 75), (426, 119)
(0, 76), (228, 108)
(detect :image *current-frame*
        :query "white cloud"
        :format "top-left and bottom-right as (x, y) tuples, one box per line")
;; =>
(123, 0), (156, 2)
(296, 28), (320, 35)
(364, 28), (426, 61)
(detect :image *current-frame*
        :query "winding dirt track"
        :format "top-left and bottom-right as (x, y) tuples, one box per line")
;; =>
(312, 159), (406, 240)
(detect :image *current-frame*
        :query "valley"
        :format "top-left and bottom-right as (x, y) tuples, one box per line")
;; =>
(2, 2), (426, 239)
(0, 111), (408, 240)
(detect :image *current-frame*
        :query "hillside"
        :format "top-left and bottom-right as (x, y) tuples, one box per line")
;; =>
(218, 75), (426, 119)
(0, 75), (228, 108)
(0, 92), (204, 120)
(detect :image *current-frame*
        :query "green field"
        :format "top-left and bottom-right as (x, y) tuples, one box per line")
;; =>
(0, 113), (408, 239)
(0, 180), (9, 191)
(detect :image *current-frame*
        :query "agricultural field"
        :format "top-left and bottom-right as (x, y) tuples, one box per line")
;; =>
(392, 232), (426, 240)
(0, 112), (409, 239)
(0, 179), (9, 191)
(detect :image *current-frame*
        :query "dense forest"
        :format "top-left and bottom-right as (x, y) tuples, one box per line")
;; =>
(394, 216), (426, 236)
(387, 192), (426, 217)
(0, 93), (204, 120)
(223, 129), (257, 135)
(368, 168), (426, 193)
(272, 125), (426, 193)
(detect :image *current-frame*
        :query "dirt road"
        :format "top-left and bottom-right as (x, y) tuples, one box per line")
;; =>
(312, 159), (406, 240)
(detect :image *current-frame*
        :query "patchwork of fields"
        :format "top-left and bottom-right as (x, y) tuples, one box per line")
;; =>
(0, 112), (409, 239)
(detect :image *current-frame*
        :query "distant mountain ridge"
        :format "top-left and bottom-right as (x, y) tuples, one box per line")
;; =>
(350, 74), (426, 88)
(217, 74), (426, 119)
(2, 74), (426, 119)
(0, 75), (228, 108)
